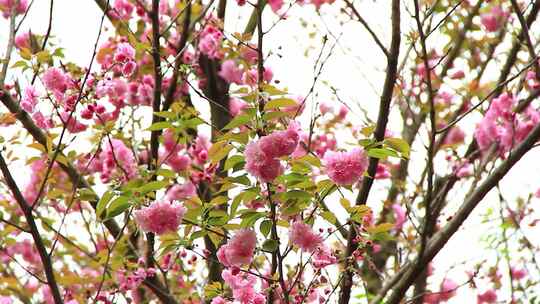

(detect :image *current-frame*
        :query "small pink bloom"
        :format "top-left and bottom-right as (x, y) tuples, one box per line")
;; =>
(258, 123), (300, 158)
(134, 201), (186, 235)
(114, 42), (135, 62)
(439, 278), (458, 301)
(245, 141), (284, 182)
(392, 203), (406, 230)
(477, 289), (497, 304)
(166, 182), (196, 201)
(323, 148), (368, 185)
(14, 31), (30, 49)
(289, 221), (323, 252)
(229, 97), (248, 116)
(42, 67), (68, 93)
(268, 0), (284, 12)
(219, 60), (244, 85)
(510, 266), (527, 280)
(217, 229), (257, 267)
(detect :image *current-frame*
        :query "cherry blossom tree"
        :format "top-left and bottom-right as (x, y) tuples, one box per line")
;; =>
(0, 0), (539, 303)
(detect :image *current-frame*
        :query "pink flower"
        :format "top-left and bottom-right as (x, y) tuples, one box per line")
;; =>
(199, 26), (223, 59)
(217, 229), (257, 267)
(245, 141), (284, 182)
(211, 296), (231, 304)
(323, 148), (368, 185)
(42, 67), (68, 93)
(258, 123), (300, 158)
(450, 70), (465, 80)
(268, 0), (284, 13)
(112, 0), (134, 20)
(375, 163), (391, 179)
(114, 42), (135, 62)
(0, 296), (12, 304)
(166, 182), (196, 201)
(122, 61), (137, 77)
(100, 139), (138, 182)
(229, 97), (248, 116)
(20, 85), (39, 113)
(439, 278), (458, 301)
(337, 104), (348, 120)
(312, 245), (337, 268)
(319, 102), (333, 115)
(481, 6), (507, 32)
(165, 153), (191, 172)
(219, 60), (243, 85)
(0, 0), (28, 18)
(289, 221), (323, 252)
(134, 201), (186, 235)
(443, 127), (465, 146)
(477, 289), (497, 304)
(510, 266), (527, 280)
(32, 111), (53, 129)
(14, 31), (30, 49)
(455, 160), (473, 178)
(392, 203), (406, 231)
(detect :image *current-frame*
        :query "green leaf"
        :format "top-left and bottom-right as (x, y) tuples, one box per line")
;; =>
(367, 148), (399, 159)
(264, 98), (298, 110)
(11, 60), (28, 69)
(240, 211), (266, 227)
(224, 155), (245, 171)
(262, 239), (279, 252)
(260, 220), (272, 237)
(96, 191), (114, 219)
(384, 137), (410, 158)
(210, 144), (233, 164)
(320, 211), (337, 225)
(36, 50), (51, 63)
(138, 180), (169, 193)
(222, 114), (251, 130)
(262, 111), (292, 121)
(147, 121), (172, 131)
(366, 223), (394, 234)
(106, 196), (131, 219)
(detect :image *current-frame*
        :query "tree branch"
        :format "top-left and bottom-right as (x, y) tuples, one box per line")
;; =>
(0, 152), (63, 304)
(338, 1), (401, 303)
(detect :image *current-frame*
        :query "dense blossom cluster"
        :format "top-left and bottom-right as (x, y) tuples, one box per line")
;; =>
(474, 93), (540, 155)
(134, 200), (187, 235)
(245, 123), (300, 182)
(322, 148), (368, 185)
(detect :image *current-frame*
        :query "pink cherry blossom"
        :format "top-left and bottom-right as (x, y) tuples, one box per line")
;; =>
(477, 289), (497, 304)
(323, 147), (368, 185)
(219, 60), (244, 85)
(289, 221), (323, 252)
(229, 97), (248, 116)
(165, 182), (196, 201)
(134, 201), (186, 235)
(217, 229), (257, 267)
(510, 266), (527, 280)
(481, 6), (507, 33)
(14, 31), (30, 49)
(114, 42), (135, 63)
(20, 85), (39, 113)
(312, 245), (337, 269)
(245, 141), (284, 182)
(392, 203), (406, 231)
(258, 123), (300, 158)
(42, 67), (68, 93)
